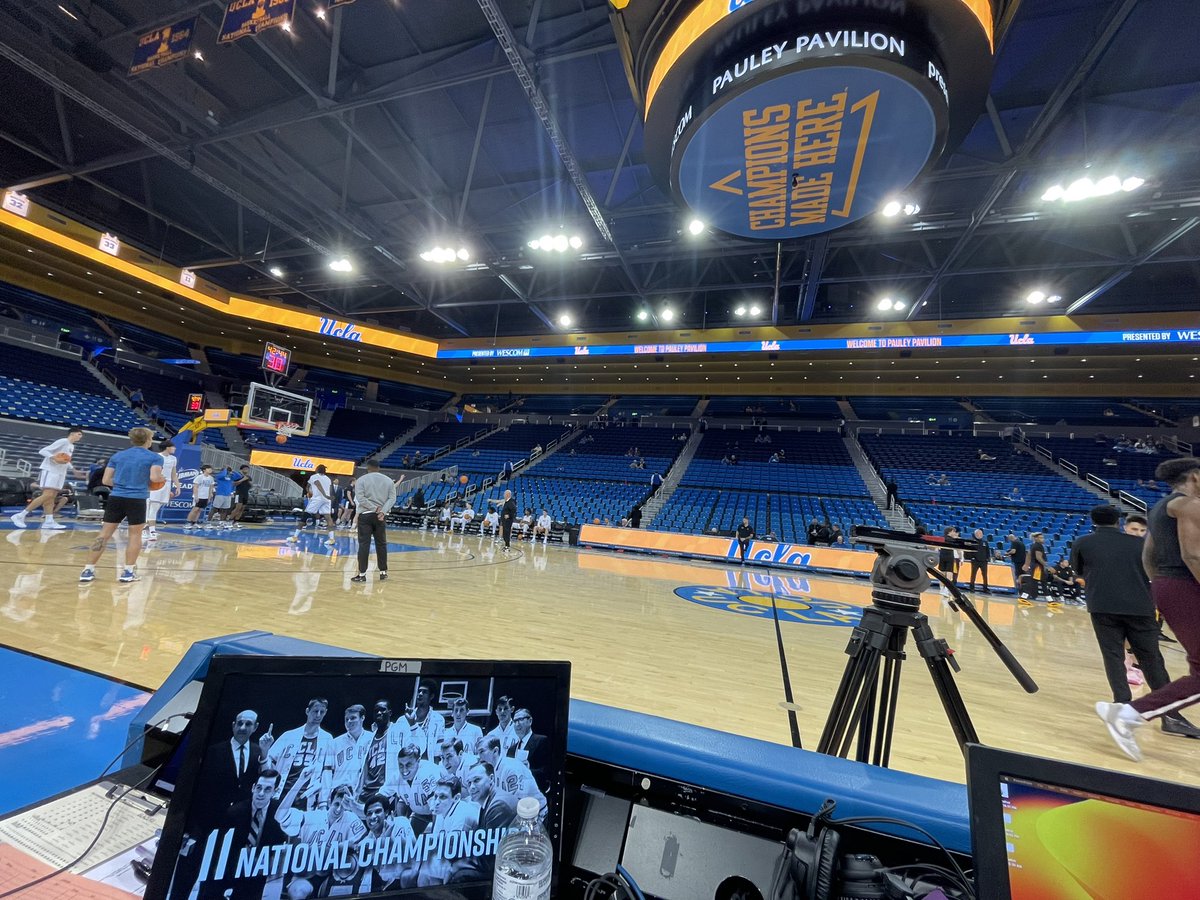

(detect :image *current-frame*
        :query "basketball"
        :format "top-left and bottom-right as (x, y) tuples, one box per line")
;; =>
(460, 474), (468, 484)
(52, 452), (71, 464)
(149, 477), (166, 491)
(276, 432), (288, 444)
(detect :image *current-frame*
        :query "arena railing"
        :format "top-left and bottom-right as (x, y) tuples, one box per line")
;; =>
(1086, 472), (1110, 493)
(1118, 490), (1148, 512)
(200, 447), (302, 498)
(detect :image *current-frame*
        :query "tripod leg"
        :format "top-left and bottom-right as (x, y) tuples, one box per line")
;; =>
(819, 614), (890, 757)
(910, 617), (980, 750)
(872, 628), (908, 767)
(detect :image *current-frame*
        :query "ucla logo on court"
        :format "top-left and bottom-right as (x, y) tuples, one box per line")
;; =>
(673, 585), (862, 626)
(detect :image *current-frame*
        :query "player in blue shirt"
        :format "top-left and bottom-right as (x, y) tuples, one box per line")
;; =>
(210, 465), (238, 531)
(80, 427), (163, 584)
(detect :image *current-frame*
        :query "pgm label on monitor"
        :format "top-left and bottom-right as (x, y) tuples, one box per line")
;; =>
(379, 660), (422, 674)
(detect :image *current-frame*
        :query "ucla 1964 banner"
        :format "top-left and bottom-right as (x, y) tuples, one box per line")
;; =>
(218, 0), (295, 44)
(129, 16), (196, 75)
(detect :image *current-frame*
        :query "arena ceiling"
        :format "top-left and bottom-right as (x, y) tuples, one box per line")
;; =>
(0, 0), (1199, 344)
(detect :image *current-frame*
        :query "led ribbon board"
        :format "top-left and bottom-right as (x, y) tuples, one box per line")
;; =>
(621, 0), (994, 239)
(437, 327), (1200, 360)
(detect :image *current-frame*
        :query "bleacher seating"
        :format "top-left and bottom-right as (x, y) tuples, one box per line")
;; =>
(971, 398), (1157, 426)
(1136, 399), (1200, 423)
(409, 476), (648, 527)
(241, 428), (377, 462)
(546, 425), (688, 482)
(705, 397), (842, 419)
(1037, 436), (1182, 508)
(298, 365), (368, 400)
(326, 409), (415, 444)
(860, 433), (1100, 560)
(656, 430), (883, 543)
(0, 375), (143, 433)
(376, 380), (454, 410)
(849, 397), (968, 420)
(111, 323), (190, 358)
(0, 282), (101, 334)
(96, 359), (227, 448)
(0, 428), (128, 478)
(430, 424), (573, 482)
(0, 342), (109, 396)
(206, 348), (265, 385)
(510, 395), (606, 415)
(380, 421), (486, 468)
(609, 396), (697, 416)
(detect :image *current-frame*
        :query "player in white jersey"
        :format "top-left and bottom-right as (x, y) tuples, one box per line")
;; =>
(185, 464), (215, 531)
(477, 736), (546, 814)
(481, 509), (500, 538)
(533, 509), (552, 544)
(449, 502), (475, 533)
(485, 696), (518, 755)
(11, 426), (83, 530)
(445, 698), (483, 750)
(331, 704), (373, 793)
(145, 440), (180, 542)
(303, 465), (336, 544)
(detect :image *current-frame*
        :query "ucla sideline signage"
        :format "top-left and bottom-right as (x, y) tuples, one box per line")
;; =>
(612, 0), (995, 239)
(249, 449), (355, 476)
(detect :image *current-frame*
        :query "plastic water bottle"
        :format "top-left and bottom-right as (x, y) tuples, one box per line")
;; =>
(492, 796), (552, 900)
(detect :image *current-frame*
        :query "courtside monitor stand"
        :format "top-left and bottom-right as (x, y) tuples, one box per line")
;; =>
(242, 382), (315, 437)
(146, 655), (570, 900)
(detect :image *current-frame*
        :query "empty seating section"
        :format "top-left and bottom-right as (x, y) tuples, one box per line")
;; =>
(609, 396), (696, 416)
(512, 395), (606, 415)
(0, 283), (99, 332)
(326, 409), (415, 444)
(0, 375), (143, 433)
(0, 342), (107, 395)
(656, 431), (882, 542)
(0, 429), (128, 475)
(549, 426), (687, 481)
(111, 323), (190, 358)
(381, 421), (485, 467)
(242, 428), (377, 461)
(706, 397), (842, 419)
(431, 425), (573, 481)
(298, 366), (367, 399)
(462, 394), (519, 412)
(849, 397), (967, 420)
(1037, 436), (1180, 508)
(376, 380), (453, 410)
(860, 434), (1098, 560)
(206, 349), (265, 385)
(102, 361), (202, 411)
(1138, 398), (1200, 422)
(971, 398), (1156, 426)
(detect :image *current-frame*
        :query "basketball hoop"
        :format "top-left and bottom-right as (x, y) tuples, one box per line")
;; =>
(274, 423), (298, 444)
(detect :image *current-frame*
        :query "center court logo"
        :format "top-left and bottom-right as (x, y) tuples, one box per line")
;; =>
(674, 585), (862, 626)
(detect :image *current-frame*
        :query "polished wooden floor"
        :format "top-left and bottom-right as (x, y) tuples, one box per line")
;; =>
(2, 521), (1197, 788)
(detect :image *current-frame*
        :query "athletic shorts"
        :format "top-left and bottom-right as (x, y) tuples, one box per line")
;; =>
(149, 485), (171, 503)
(235, 489), (250, 505)
(39, 469), (67, 491)
(104, 495), (147, 526)
(212, 495), (233, 510)
(193, 498), (210, 509)
(306, 499), (332, 515)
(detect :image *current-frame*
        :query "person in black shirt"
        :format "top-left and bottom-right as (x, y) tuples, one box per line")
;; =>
(967, 528), (991, 593)
(735, 517), (755, 564)
(1019, 532), (1049, 605)
(1073, 505), (1200, 739)
(806, 519), (822, 546)
(1006, 532), (1026, 587)
(499, 490), (517, 551)
(629, 505), (642, 529)
(884, 477), (898, 510)
(232, 465), (252, 524)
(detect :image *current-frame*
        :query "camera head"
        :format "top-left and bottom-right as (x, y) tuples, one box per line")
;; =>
(851, 526), (954, 606)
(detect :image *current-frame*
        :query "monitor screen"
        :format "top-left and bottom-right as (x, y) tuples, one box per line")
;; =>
(147, 655), (571, 900)
(967, 744), (1200, 900)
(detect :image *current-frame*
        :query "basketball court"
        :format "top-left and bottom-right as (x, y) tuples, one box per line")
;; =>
(2, 520), (1196, 791)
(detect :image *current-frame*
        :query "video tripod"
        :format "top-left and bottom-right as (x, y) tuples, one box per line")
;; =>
(816, 527), (1039, 767)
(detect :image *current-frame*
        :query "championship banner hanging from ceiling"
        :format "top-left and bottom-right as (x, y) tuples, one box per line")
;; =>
(129, 16), (197, 75)
(218, 0), (295, 43)
(330, 0), (358, 6)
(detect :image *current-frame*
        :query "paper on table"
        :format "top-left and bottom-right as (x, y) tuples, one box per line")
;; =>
(0, 843), (138, 898)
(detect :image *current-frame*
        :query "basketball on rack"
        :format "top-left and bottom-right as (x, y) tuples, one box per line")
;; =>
(276, 431), (288, 444)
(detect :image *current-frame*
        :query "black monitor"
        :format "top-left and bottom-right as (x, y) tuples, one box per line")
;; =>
(146, 655), (571, 900)
(966, 743), (1200, 899)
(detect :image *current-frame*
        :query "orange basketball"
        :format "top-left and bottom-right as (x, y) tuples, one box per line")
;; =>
(275, 432), (288, 444)
(459, 475), (468, 484)
(149, 477), (167, 491)
(53, 452), (72, 464)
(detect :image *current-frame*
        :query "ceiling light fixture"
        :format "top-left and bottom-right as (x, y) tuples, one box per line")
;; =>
(420, 245), (469, 264)
(880, 199), (920, 217)
(661, 307), (675, 322)
(636, 310), (649, 322)
(749, 304), (762, 316)
(269, 266), (284, 278)
(1041, 173), (1145, 203)
(328, 257), (353, 273)
(734, 305), (747, 317)
(558, 313), (572, 328)
(876, 297), (895, 311)
(687, 218), (706, 236)
(528, 230), (583, 253)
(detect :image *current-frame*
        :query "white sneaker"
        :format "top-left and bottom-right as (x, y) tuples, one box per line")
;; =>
(41, 519), (66, 530)
(10, 512), (27, 529)
(1096, 701), (1145, 762)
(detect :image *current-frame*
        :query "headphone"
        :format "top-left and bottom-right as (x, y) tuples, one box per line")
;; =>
(777, 799), (840, 900)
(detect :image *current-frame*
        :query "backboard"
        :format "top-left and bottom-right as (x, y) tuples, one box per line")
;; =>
(241, 382), (313, 436)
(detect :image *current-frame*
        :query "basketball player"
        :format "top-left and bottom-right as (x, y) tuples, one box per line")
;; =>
(276, 781), (367, 890)
(486, 696), (518, 755)
(260, 697), (335, 809)
(11, 426), (83, 530)
(408, 683), (446, 761)
(1097, 458), (1200, 761)
(1125, 514), (1148, 537)
(450, 501), (475, 533)
(331, 704), (372, 792)
(477, 736), (546, 813)
(517, 508), (534, 540)
(533, 509), (552, 544)
(306, 465), (336, 543)
(359, 794), (418, 891)
(79, 427), (163, 584)
(1017, 531), (1048, 606)
(209, 466), (236, 530)
(351, 460), (396, 583)
(417, 777), (480, 887)
(186, 464), (215, 531)
(446, 698), (483, 750)
(231, 465), (252, 525)
(145, 441), (180, 542)
(384, 744), (441, 835)
(481, 507), (500, 538)
(499, 490), (517, 551)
